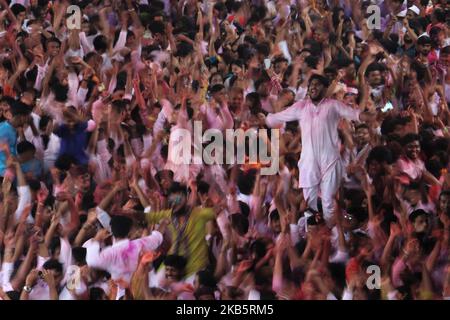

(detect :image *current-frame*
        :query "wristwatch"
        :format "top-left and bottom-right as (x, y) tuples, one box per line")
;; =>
(23, 285), (32, 293)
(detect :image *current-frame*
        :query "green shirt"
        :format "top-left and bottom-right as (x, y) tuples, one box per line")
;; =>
(145, 207), (215, 276)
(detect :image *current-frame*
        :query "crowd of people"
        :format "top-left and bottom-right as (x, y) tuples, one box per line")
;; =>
(0, 0), (450, 300)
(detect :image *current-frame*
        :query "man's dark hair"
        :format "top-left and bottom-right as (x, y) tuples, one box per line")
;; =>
(55, 154), (75, 171)
(366, 145), (394, 165)
(365, 62), (384, 77)
(175, 41), (194, 58)
(417, 35), (432, 46)
(17, 141), (36, 155)
(209, 84), (225, 94)
(89, 287), (106, 300)
(48, 236), (61, 256)
(197, 270), (217, 288)
(111, 100), (127, 114)
(334, 57), (353, 69)
(110, 215), (132, 238)
(308, 74), (330, 88)
(237, 169), (257, 195)
(72, 247), (87, 265)
(355, 123), (370, 131)
(197, 181), (210, 195)
(93, 35), (108, 52)
(255, 42), (270, 57)
(11, 4), (26, 16)
(194, 286), (216, 300)
(43, 259), (63, 274)
(401, 133), (420, 146)
(11, 100), (32, 116)
(164, 255), (187, 271)
(254, 73), (271, 91)
(230, 213), (249, 235)
(250, 239), (267, 260)
(409, 209), (428, 222)
(168, 182), (188, 196)
(46, 36), (61, 47)
(305, 55), (319, 69)
(269, 209), (280, 222)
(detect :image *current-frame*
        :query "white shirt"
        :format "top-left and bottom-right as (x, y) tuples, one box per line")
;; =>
(86, 232), (163, 290)
(266, 98), (360, 188)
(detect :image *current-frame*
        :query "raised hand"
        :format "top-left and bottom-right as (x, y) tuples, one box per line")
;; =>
(390, 222), (402, 238)
(41, 269), (56, 288)
(25, 269), (40, 288)
(94, 228), (111, 242)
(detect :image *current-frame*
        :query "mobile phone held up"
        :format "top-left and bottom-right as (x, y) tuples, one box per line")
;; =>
(381, 101), (393, 113)
(264, 59), (271, 70)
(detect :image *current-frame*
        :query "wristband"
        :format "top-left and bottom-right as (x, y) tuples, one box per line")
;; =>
(23, 285), (32, 293)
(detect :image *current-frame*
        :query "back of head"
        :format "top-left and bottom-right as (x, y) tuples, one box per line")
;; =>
(43, 259), (63, 274)
(164, 254), (187, 271)
(110, 215), (133, 238)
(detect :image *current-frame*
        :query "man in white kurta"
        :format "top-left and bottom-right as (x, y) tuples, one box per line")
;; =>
(262, 75), (370, 224)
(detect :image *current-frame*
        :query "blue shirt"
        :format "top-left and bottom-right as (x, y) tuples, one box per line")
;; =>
(55, 122), (89, 165)
(0, 121), (17, 176)
(21, 158), (43, 179)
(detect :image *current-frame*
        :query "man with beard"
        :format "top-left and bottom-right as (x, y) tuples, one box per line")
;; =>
(144, 182), (215, 278)
(416, 35), (433, 66)
(259, 74), (376, 225)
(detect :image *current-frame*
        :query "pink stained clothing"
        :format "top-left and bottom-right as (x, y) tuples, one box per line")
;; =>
(261, 95), (276, 113)
(90, 139), (112, 184)
(265, 98), (361, 188)
(200, 103), (234, 131)
(85, 232), (163, 288)
(396, 156), (425, 181)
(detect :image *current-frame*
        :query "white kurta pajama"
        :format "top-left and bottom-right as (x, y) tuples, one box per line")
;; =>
(265, 98), (361, 223)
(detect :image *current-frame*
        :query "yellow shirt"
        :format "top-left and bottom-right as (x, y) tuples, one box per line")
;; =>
(145, 207), (215, 276)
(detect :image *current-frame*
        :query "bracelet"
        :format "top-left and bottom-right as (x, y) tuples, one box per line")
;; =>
(23, 285), (32, 293)
(128, 8), (135, 12)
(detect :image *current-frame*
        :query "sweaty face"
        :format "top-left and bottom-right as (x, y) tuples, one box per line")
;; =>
(405, 141), (420, 160)
(308, 78), (326, 101)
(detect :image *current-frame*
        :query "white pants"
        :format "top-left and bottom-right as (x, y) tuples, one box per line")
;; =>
(302, 161), (342, 225)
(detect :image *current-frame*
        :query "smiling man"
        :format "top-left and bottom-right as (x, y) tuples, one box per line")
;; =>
(260, 74), (375, 225)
